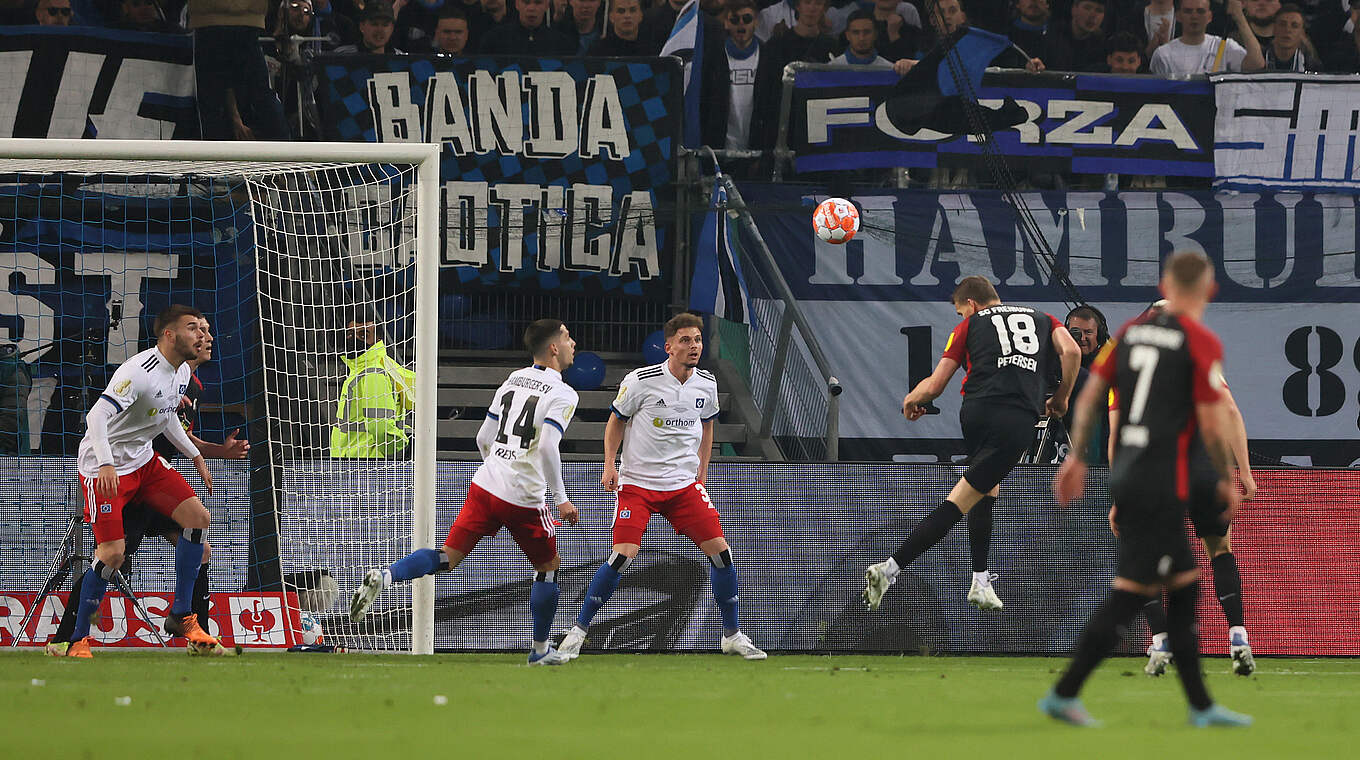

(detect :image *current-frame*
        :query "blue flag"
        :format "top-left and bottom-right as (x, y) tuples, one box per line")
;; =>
(937, 27), (1013, 99)
(689, 175), (756, 327)
(660, 0), (703, 147)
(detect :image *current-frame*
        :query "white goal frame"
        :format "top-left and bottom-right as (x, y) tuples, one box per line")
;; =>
(1, 138), (442, 654)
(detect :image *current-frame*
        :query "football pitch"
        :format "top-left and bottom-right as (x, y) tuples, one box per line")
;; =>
(3, 652), (1356, 759)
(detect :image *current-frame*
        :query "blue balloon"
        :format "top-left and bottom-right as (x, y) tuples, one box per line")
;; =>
(564, 351), (606, 391)
(641, 330), (667, 365)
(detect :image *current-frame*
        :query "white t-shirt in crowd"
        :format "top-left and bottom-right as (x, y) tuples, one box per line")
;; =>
(1150, 34), (1248, 74)
(610, 363), (720, 491)
(472, 365), (578, 508)
(726, 44), (760, 149)
(78, 347), (193, 477)
(756, 0), (796, 42)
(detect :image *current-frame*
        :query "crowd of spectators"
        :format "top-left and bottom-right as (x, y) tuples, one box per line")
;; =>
(3, 0), (1359, 146)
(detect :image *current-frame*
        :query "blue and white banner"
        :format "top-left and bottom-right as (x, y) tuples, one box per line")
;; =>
(659, 0), (703, 148)
(0, 26), (198, 139)
(690, 176), (755, 326)
(791, 68), (1215, 177)
(1214, 73), (1360, 194)
(741, 184), (1360, 465)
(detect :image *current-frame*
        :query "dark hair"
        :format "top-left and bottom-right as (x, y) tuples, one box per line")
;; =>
(951, 275), (999, 306)
(523, 318), (565, 357)
(154, 304), (203, 338)
(436, 5), (468, 21)
(846, 8), (876, 27)
(1164, 250), (1213, 290)
(1276, 3), (1305, 23)
(663, 312), (704, 339)
(1107, 30), (1141, 56)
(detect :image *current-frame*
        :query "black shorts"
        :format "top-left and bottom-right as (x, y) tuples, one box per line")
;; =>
(959, 402), (1038, 493)
(1187, 475), (1230, 538)
(1110, 476), (1197, 585)
(122, 504), (178, 557)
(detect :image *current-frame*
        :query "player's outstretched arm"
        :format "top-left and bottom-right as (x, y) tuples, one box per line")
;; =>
(1047, 324), (1082, 418)
(191, 430), (250, 460)
(539, 424), (577, 525)
(902, 358), (959, 420)
(601, 414), (625, 492)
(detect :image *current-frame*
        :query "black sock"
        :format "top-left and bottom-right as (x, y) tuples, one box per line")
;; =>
(1167, 582), (1213, 710)
(966, 496), (995, 572)
(1054, 589), (1146, 698)
(1211, 553), (1245, 628)
(192, 562), (211, 624)
(1143, 594), (1168, 637)
(53, 571), (84, 643)
(891, 501), (965, 568)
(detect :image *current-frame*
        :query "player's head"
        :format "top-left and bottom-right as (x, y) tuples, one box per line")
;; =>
(154, 304), (204, 363)
(524, 318), (575, 370)
(951, 275), (999, 317)
(663, 312), (704, 369)
(193, 317), (214, 365)
(1159, 250), (1217, 313)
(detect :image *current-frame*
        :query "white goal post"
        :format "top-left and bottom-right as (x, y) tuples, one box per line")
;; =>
(0, 138), (442, 654)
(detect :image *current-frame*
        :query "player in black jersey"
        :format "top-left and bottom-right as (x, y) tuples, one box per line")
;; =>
(46, 317), (248, 655)
(862, 276), (1080, 612)
(1044, 251), (1251, 728)
(1114, 301), (1258, 677)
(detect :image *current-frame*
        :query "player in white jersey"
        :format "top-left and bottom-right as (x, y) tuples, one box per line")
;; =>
(349, 319), (581, 665)
(558, 313), (767, 660)
(66, 304), (221, 657)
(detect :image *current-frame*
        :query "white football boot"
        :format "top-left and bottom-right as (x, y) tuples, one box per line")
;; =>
(966, 572), (1004, 611)
(557, 625), (587, 659)
(528, 647), (572, 666)
(1145, 637), (1173, 676)
(862, 559), (899, 611)
(349, 568), (386, 623)
(721, 631), (767, 660)
(1230, 629), (1255, 676)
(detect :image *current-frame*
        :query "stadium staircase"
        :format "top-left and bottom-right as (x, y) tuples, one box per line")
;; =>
(436, 349), (779, 462)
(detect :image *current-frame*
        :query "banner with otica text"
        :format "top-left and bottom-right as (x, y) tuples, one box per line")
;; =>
(789, 67), (1215, 177)
(314, 55), (681, 300)
(739, 183), (1360, 465)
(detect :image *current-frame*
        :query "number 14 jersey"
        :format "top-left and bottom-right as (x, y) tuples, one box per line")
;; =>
(472, 365), (578, 508)
(942, 303), (1064, 417)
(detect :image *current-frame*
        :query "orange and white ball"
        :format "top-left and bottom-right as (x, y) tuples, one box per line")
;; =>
(812, 197), (860, 244)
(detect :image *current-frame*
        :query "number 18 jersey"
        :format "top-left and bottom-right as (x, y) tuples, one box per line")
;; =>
(471, 365), (578, 508)
(942, 303), (1063, 416)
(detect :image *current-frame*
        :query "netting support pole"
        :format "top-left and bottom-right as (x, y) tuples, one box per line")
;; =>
(411, 145), (441, 655)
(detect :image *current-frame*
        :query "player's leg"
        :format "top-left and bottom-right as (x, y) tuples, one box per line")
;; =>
(862, 476), (985, 611)
(1141, 594), (1173, 676)
(44, 569), (83, 655)
(501, 502), (572, 665)
(1203, 530), (1252, 675)
(1165, 570), (1252, 726)
(964, 482), (1004, 611)
(1041, 578), (1152, 726)
(561, 486), (652, 655)
(349, 486), (496, 622)
(67, 538), (126, 657)
(158, 495), (221, 651)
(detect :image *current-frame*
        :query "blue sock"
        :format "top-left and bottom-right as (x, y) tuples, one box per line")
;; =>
(709, 550), (739, 634)
(172, 531), (206, 615)
(576, 554), (626, 628)
(530, 571), (560, 644)
(71, 567), (109, 640)
(389, 548), (445, 582)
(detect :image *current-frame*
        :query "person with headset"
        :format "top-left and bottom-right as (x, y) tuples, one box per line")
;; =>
(1063, 305), (1111, 463)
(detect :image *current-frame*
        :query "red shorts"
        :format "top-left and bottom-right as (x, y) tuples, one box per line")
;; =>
(611, 482), (724, 546)
(79, 455), (198, 545)
(444, 483), (558, 566)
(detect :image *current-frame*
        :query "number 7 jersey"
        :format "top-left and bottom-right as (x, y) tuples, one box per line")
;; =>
(471, 365), (579, 509)
(943, 303), (1064, 416)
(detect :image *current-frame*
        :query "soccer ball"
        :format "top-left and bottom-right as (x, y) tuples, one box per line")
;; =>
(813, 197), (860, 244)
(299, 612), (324, 645)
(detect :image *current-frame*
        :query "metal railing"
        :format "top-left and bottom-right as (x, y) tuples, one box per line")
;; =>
(698, 164), (841, 460)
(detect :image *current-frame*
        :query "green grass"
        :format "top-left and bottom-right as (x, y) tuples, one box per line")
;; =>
(3, 652), (1356, 759)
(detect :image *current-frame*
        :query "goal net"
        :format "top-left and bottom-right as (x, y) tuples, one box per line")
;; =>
(0, 139), (439, 653)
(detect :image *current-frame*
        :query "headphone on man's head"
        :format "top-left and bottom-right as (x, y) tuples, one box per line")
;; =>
(1064, 304), (1109, 347)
